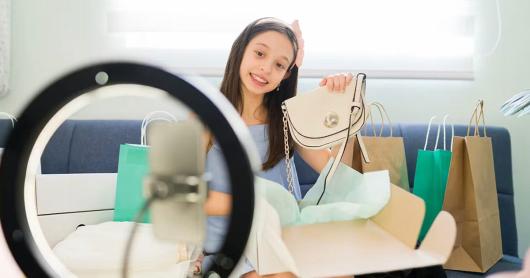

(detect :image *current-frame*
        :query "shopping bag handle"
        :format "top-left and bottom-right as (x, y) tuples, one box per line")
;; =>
(141, 111), (178, 145)
(364, 102), (393, 137)
(424, 116), (441, 151)
(466, 100), (487, 137)
(435, 114), (455, 151)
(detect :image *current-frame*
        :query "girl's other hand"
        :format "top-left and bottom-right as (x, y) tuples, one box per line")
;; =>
(319, 72), (353, 93)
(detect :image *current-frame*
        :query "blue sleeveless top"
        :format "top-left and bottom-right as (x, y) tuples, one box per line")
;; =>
(204, 124), (302, 253)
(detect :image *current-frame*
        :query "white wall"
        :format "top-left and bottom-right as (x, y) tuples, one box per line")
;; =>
(1, 0), (529, 257)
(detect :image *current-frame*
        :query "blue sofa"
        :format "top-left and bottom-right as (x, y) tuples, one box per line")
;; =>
(0, 119), (523, 276)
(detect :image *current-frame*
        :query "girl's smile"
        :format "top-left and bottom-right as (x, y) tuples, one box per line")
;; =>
(249, 73), (269, 86)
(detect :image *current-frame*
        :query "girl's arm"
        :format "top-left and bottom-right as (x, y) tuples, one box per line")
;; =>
(294, 144), (331, 174)
(201, 128), (232, 216)
(204, 191), (232, 216)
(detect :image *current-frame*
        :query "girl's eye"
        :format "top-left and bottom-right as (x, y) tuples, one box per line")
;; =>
(277, 63), (287, 70)
(255, 50), (264, 57)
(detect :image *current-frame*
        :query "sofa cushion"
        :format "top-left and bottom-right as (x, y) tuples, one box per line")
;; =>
(42, 120), (141, 174)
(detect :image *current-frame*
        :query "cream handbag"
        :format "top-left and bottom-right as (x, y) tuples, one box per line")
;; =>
(281, 73), (370, 201)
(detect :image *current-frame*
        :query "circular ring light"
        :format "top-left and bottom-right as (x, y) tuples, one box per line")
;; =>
(0, 62), (258, 277)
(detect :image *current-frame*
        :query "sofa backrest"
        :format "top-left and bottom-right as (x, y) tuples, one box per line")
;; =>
(0, 120), (13, 148)
(40, 120), (141, 174)
(0, 119), (518, 257)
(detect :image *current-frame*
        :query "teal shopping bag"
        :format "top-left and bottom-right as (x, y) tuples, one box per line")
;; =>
(113, 144), (151, 222)
(413, 115), (453, 241)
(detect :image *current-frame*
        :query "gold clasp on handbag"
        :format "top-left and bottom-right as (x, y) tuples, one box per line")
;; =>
(324, 112), (339, 128)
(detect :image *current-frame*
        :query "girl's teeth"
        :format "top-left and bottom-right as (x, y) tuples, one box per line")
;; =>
(252, 74), (267, 84)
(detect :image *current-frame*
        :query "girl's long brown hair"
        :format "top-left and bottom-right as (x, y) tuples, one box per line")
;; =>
(220, 18), (299, 170)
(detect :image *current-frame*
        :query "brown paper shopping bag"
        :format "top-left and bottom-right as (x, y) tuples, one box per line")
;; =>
(443, 100), (503, 273)
(332, 102), (410, 191)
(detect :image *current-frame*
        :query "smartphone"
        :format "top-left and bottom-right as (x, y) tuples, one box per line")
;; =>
(146, 120), (206, 244)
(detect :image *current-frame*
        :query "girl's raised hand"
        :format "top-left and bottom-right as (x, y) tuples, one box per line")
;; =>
(319, 72), (353, 93)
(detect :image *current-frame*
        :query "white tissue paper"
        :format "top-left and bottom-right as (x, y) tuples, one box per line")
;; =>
(255, 159), (391, 227)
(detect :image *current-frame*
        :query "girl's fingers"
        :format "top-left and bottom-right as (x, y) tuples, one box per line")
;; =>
(346, 72), (353, 85)
(339, 75), (346, 92)
(333, 75), (342, 92)
(321, 73), (354, 92)
(326, 77), (334, 91)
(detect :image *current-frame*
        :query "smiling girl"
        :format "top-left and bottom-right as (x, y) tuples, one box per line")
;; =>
(200, 17), (354, 277)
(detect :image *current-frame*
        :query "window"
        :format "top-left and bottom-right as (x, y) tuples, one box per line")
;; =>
(0, 0), (10, 96)
(108, 0), (474, 79)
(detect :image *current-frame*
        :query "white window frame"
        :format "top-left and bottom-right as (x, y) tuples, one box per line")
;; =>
(107, 0), (475, 80)
(0, 0), (10, 96)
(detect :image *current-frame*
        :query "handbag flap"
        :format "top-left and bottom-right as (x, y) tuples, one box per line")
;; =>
(284, 74), (365, 139)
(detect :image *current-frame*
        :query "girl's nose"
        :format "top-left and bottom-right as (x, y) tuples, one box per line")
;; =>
(260, 62), (273, 73)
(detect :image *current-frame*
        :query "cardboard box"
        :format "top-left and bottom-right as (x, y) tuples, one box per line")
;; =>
(247, 184), (456, 277)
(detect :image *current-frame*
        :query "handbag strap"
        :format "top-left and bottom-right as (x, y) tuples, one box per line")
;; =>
(282, 107), (295, 194)
(281, 107), (364, 196)
(325, 73), (367, 179)
(281, 73), (368, 197)
(323, 107), (358, 188)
